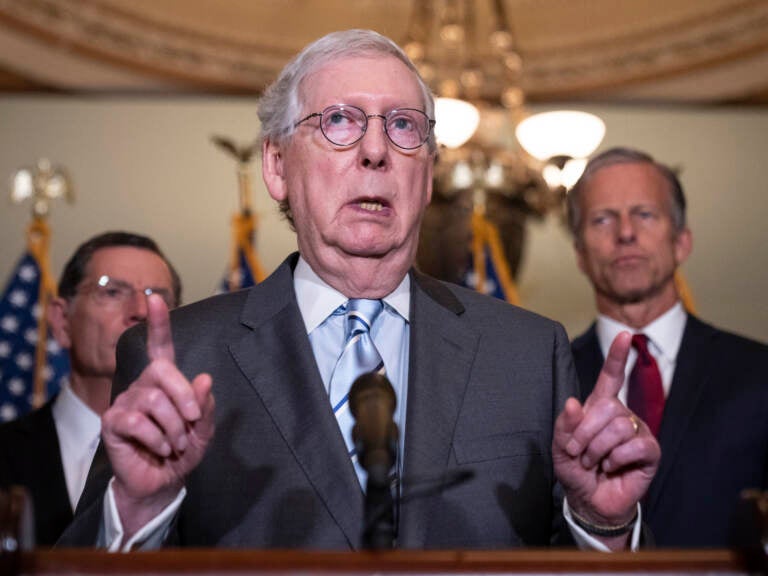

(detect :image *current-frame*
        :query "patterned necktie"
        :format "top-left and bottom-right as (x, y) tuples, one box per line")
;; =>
(627, 334), (665, 436)
(329, 299), (385, 461)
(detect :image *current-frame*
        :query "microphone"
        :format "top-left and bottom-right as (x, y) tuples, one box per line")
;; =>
(349, 371), (398, 549)
(348, 373), (476, 549)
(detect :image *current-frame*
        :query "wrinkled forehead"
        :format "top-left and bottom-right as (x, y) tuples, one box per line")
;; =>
(581, 162), (673, 211)
(300, 54), (426, 111)
(83, 246), (170, 284)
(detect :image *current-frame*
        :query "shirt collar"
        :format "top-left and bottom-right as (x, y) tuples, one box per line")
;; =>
(293, 256), (411, 334)
(596, 301), (687, 360)
(52, 381), (101, 441)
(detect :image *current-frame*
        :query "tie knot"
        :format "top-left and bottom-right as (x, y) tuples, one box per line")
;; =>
(631, 333), (652, 358)
(346, 299), (383, 337)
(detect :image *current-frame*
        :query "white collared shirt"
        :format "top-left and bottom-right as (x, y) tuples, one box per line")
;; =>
(595, 302), (687, 403)
(51, 381), (101, 510)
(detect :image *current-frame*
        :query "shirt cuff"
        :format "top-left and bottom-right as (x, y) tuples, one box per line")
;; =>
(103, 477), (187, 552)
(563, 498), (642, 551)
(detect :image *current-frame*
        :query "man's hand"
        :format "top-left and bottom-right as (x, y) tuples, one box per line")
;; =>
(553, 331), (660, 547)
(101, 294), (215, 538)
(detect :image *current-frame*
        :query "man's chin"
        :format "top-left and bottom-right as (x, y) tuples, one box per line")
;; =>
(338, 237), (398, 259)
(606, 283), (657, 304)
(340, 249), (390, 262)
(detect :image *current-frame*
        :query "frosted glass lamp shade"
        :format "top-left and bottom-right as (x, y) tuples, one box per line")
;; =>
(515, 111), (605, 161)
(434, 97), (480, 149)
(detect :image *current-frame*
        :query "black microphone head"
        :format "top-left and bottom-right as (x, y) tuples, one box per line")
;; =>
(349, 372), (398, 485)
(348, 372), (395, 419)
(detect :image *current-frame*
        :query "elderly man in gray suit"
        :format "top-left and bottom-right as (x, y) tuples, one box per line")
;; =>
(61, 29), (659, 551)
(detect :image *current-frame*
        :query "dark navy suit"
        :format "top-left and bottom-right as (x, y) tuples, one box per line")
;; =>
(572, 315), (768, 547)
(0, 399), (73, 546)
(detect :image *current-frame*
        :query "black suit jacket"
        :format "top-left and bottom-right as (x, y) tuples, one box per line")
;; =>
(0, 398), (73, 546)
(62, 254), (578, 549)
(572, 315), (768, 547)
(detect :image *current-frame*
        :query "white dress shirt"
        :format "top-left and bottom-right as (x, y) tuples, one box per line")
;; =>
(52, 381), (101, 510)
(595, 302), (687, 402)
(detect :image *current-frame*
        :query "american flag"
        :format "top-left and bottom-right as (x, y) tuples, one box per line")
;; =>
(461, 246), (507, 301)
(219, 248), (257, 293)
(460, 213), (521, 305)
(0, 253), (70, 423)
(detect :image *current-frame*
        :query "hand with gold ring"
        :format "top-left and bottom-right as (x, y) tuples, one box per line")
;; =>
(552, 331), (661, 548)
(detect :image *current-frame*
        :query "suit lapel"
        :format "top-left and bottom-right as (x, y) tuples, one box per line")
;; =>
(645, 315), (712, 514)
(31, 403), (71, 509)
(18, 402), (74, 543)
(227, 256), (363, 548)
(398, 272), (479, 548)
(571, 324), (602, 402)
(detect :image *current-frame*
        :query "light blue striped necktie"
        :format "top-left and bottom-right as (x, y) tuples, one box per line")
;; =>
(329, 299), (385, 463)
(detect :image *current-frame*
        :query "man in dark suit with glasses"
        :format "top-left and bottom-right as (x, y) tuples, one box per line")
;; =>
(0, 231), (180, 546)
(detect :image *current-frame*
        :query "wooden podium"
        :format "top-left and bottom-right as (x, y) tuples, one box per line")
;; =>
(14, 548), (757, 576)
(3, 488), (766, 575)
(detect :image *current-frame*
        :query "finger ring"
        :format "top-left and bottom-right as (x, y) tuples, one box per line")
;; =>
(629, 415), (640, 435)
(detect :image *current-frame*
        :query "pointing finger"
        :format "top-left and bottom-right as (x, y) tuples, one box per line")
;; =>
(590, 331), (632, 400)
(146, 293), (175, 363)
(554, 397), (586, 457)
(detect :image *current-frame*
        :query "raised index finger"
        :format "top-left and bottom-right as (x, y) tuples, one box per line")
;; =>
(146, 292), (175, 363)
(591, 331), (632, 399)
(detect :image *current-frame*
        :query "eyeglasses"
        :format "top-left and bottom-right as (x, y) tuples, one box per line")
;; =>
(294, 104), (435, 150)
(76, 275), (174, 309)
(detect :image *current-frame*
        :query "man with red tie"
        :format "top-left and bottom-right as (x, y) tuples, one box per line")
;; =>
(569, 147), (768, 547)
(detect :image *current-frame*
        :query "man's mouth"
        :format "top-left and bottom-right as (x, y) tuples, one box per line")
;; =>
(359, 200), (384, 211)
(613, 254), (646, 266)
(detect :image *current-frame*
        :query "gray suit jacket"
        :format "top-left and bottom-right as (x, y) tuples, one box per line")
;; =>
(61, 253), (577, 549)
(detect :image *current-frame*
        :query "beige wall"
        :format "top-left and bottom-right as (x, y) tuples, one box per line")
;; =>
(1, 96), (766, 343)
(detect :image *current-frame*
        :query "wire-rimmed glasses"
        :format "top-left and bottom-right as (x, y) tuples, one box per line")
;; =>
(76, 275), (174, 309)
(295, 104), (435, 150)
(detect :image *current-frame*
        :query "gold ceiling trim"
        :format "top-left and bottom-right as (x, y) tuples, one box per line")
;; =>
(0, 0), (766, 97)
(0, 0), (292, 90)
(519, 0), (768, 97)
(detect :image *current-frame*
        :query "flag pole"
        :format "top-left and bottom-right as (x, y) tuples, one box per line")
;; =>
(27, 218), (55, 409)
(469, 189), (521, 305)
(675, 270), (697, 315)
(10, 159), (74, 408)
(212, 136), (266, 289)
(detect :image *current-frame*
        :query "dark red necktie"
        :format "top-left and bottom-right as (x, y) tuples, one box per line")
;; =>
(627, 334), (665, 436)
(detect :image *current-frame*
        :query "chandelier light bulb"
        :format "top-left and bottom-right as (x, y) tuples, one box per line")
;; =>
(515, 110), (606, 161)
(434, 97), (481, 149)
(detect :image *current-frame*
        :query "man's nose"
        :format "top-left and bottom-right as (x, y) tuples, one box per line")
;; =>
(617, 213), (637, 243)
(359, 116), (389, 169)
(125, 290), (149, 324)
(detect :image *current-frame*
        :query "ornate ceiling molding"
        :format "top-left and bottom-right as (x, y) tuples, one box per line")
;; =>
(0, 0), (292, 91)
(519, 0), (768, 98)
(0, 0), (766, 101)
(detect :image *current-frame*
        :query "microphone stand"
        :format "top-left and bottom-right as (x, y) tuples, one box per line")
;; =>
(349, 373), (476, 549)
(349, 372), (398, 550)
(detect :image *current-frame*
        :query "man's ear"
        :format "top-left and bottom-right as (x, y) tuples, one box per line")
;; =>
(47, 297), (72, 350)
(574, 237), (588, 275)
(674, 227), (693, 266)
(262, 137), (288, 202)
(425, 153), (435, 205)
